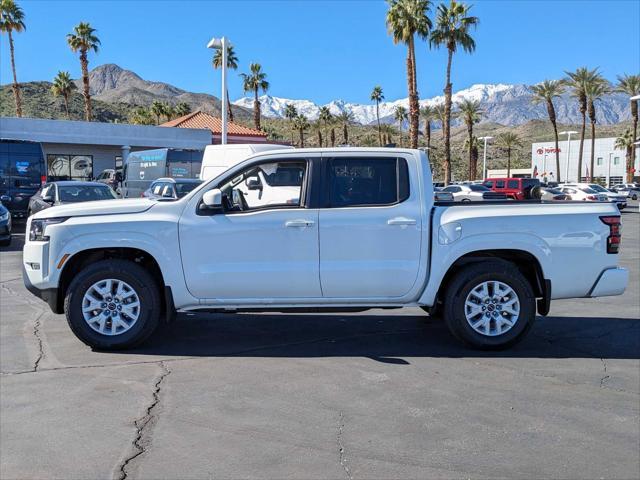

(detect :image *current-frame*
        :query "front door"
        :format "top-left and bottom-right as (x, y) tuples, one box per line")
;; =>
(179, 157), (321, 301)
(318, 155), (423, 299)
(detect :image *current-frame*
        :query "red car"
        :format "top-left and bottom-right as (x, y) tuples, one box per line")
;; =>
(483, 177), (540, 200)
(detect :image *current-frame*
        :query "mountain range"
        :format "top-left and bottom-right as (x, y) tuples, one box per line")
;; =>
(234, 83), (632, 127)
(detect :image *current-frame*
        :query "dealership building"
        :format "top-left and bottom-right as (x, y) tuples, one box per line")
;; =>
(531, 137), (640, 185)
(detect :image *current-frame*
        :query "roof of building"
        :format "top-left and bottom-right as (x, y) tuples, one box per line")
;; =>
(161, 111), (267, 138)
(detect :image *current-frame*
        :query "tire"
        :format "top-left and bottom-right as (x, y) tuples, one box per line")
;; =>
(461, 198), (471, 202)
(64, 259), (161, 350)
(443, 260), (536, 350)
(632, 194), (638, 201)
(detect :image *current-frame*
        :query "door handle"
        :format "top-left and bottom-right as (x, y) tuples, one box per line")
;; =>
(285, 219), (315, 228)
(387, 217), (417, 226)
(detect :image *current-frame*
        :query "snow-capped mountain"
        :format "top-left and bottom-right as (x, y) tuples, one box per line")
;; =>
(234, 83), (631, 127)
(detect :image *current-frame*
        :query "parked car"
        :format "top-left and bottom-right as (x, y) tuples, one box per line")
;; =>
(483, 177), (540, 200)
(539, 187), (569, 201)
(442, 184), (507, 201)
(95, 168), (123, 193)
(557, 186), (608, 202)
(143, 178), (203, 200)
(28, 181), (117, 216)
(199, 143), (293, 181)
(434, 187), (454, 202)
(562, 183), (627, 209)
(612, 183), (640, 200)
(0, 202), (11, 247)
(0, 139), (46, 217)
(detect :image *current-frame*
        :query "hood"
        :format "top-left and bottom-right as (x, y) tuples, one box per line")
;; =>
(33, 198), (155, 219)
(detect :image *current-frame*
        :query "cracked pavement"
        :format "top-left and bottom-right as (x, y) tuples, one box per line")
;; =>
(1, 208), (639, 479)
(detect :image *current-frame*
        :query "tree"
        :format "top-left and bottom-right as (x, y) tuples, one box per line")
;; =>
(386, 0), (432, 149)
(394, 105), (408, 147)
(240, 62), (269, 131)
(151, 100), (165, 125)
(430, 0), (479, 184)
(163, 102), (175, 122)
(495, 132), (522, 178)
(129, 106), (155, 125)
(336, 111), (354, 144)
(463, 135), (479, 180)
(420, 105), (436, 150)
(312, 120), (323, 147)
(585, 76), (610, 181)
(293, 114), (310, 148)
(380, 123), (397, 146)
(319, 106), (333, 147)
(212, 44), (238, 122)
(67, 22), (100, 122)
(51, 71), (76, 119)
(616, 74), (640, 161)
(457, 99), (483, 179)
(531, 80), (565, 183)
(174, 102), (191, 117)
(0, 0), (26, 117)
(434, 103), (446, 138)
(371, 86), (385, 145)
(564, 67), (600, 181)
(284, 103), (298, 146)
(615, 128), (635, 183)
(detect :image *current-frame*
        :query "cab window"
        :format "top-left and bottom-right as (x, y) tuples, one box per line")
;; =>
(507, 180), (519, 189)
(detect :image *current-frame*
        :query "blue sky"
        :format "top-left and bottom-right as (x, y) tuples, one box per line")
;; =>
(1, 0), (639, 104)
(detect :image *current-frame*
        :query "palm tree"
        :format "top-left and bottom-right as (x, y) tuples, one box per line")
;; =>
(434, 103), (447, 139)
(293, 114), (310, 148)
(51, 71), (76, 119)
(319, 106), (333, 147)
(616, 74), (640, 148)
(420, 105), (437, 150)
(495, 132), (522, 178)
(457, 99), (483, 179)
(312, 120), (323, 147)
(386, 0), (432, 149)
(336, 111), (354, 144)
(0, 0), (26, 117)
(564, 67), (600, 181)
(163, 102), (175, 122)
(380, 123), (397, 146)
(284, 103), (298, 145)
(615, 128), (635, 183)
(430, 0), (479, 185)
(394, 105), (408, 147)
(212, 45), (238, 122)
(150, 100), (165, 125)
(174, 102), (191, 117)
(585, 76), (610, 181)
(463, 135), (480, 179)
(531, 80), (565, 183)
(371, 86), (385, 145)
(67, 22), (100, 122)
(129, 106), (155, 125)
(240, 62), (269, 131)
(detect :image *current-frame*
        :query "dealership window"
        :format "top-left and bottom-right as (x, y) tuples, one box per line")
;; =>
(47, 154), (93, 181)
(596, 157), (603, 166)
(613, 157), (620, 166)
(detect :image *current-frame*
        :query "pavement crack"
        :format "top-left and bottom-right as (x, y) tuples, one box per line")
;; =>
(600, 358), (610, 388)
(337, 411), (353, 480)
(115, 361), (171, 480)
(31, 311), (45, 372)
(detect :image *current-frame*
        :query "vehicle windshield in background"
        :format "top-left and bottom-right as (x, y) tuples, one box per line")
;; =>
(588, 184), (607, 193)
(261, 165), (305, 187)
(175, 182), (201, 197)
(58, 185), (116, 202)
(469, 185), (490, 192)
(545, 188), (564, 194)
(580, 187), (598, 194)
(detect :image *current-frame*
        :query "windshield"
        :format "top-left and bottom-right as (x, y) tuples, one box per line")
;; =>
(469, 185), (490, 192)
(580, 187), (598, 194)
(175, 182), (201, 198)
(545, 188), (563, 194)
(588, 184), (607, 192)
(58, 185), (116, 202)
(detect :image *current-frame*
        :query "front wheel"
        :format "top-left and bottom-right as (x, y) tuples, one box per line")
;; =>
(64, 259), (161, 350)
(443, 260), (536, 349)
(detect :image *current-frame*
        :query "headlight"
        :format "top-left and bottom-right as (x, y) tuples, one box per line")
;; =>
(0, 211), (8, 222)
(29, 217), (68, 242)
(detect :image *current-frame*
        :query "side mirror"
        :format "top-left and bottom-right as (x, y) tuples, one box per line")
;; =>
(42, 195), (54, 204)
(201, 189), (223, 210)
(246, 177), (262, 190)
(0, 195), (10, 203)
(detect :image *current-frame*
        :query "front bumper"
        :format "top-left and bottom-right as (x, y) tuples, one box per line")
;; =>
(22, 264), (60, 313)
(588, 267), (628, 297)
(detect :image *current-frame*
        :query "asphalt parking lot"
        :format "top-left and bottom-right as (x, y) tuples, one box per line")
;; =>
(1, 206), (639, 480)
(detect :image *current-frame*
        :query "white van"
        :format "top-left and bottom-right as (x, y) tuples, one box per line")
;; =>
(199, 144), (293, 181)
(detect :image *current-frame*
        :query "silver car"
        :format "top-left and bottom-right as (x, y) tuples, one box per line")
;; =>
(441, 184), (508, 202)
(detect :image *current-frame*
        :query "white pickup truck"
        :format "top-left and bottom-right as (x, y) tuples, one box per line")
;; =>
(23, 148), (628, 350)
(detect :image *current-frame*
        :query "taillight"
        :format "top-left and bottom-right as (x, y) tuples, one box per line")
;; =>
(600, 216), (621, 254)
(587, 195), (597, 200)
(40, 175), (47, 185)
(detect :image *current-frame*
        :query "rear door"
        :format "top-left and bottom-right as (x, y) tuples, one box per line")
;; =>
(318, 154), (422, 298)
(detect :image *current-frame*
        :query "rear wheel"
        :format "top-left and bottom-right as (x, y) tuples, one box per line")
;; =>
(64, 259), (161, 350)
(443, 260), (536, 349)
